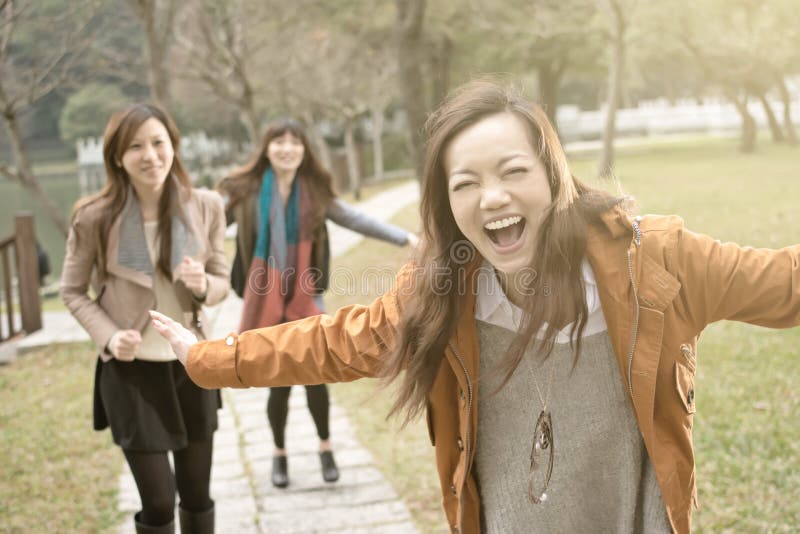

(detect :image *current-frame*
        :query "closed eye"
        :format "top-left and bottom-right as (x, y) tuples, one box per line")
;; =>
(451, 181), (478, 192)
(503, 167), (528, 177)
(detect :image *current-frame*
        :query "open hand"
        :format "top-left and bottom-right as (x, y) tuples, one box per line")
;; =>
(148, 310), (198, 365)
(108, 329), (142, 361)
(176, 256), (208, 297)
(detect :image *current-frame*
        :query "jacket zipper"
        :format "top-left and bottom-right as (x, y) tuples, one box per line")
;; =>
(448, 342), (473, 533)
(625, 217), (642, 404)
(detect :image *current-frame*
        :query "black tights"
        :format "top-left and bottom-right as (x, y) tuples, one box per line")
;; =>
(123, 437), (214, 527)
(267, 385), (330, 449)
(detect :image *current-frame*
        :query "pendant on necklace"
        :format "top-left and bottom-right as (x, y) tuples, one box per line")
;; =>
(528, 410), (554, 504)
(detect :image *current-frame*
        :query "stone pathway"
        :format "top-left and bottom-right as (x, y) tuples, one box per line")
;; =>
(108, 180), (421, 533)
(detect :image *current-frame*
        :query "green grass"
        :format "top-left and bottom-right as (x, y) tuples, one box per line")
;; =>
(329, 136), (800, 532)
(0, 343), (123, 531)
(337, 172), (416, 204)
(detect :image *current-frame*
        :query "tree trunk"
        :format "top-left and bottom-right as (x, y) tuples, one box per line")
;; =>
(2, 111), (70, 236)
(343, 117), (361, 200)
(758, 92), (785, 143)
(237, 82), (260, 147)
(537, 61), (563, 134)
(370, 102), (386, 182)
(599, 7), (625, 178)
(303, 110), (333, 170)
(134, 0), (172, 107)
(727, 91), (756, 153)
(776, 77), (798, 145)
(429, 33), (452, 108)
(396, 0), (427, 181)
(145, 38), (170, 107)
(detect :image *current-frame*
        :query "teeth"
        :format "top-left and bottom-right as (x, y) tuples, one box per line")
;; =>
(484, 216), (522, 231)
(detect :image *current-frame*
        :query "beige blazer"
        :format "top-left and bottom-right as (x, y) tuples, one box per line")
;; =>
(61, 186), (230, 360)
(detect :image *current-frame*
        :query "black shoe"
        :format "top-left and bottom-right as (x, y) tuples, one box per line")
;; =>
(271, 456), (289, 488)
(319, 450), (339, 483)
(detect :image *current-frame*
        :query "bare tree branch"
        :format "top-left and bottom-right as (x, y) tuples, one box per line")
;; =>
(0, 163), (19, 181)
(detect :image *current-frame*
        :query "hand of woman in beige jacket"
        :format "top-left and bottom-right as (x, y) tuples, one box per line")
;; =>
(107, 329), (142, 361)
(176, 255), (208, 298)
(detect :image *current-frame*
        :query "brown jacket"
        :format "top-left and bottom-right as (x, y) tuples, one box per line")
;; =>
(186, 208), (800, 533)
(61, 187), (230, 358)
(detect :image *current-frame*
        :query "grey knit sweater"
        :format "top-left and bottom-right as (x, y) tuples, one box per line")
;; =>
(474, 321), (672, 533)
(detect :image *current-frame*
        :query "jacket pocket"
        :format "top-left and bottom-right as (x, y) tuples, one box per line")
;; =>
(426, 401), (436, 446)
(674, 360), (696, 414)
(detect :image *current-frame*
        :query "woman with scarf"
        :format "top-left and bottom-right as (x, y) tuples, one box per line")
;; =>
(217, 118), (417, 489)
(61, 103), (228, 534)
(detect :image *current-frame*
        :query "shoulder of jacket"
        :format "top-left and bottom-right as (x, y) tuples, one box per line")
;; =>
(637, 214), (685, 234)
(191, 187), (225, 210)
(72, 198), (107, 228)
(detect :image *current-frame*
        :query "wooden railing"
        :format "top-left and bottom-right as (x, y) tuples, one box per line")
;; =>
(0, 213), (42, 342)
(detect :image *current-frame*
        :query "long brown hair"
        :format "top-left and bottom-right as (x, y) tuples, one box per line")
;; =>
(380, 78), (624, 425)
(217, 118), (335, 231)
(71, 103), (193, 281)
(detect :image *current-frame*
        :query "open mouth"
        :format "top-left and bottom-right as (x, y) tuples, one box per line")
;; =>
(484, 216), (526, 247)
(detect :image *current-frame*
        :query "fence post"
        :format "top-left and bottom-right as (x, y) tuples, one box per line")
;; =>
(14, 213), (42, 334)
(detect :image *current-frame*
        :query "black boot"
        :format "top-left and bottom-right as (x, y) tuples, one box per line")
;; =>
(319, 450), (339, 483)
(271, 455), (289, 488)
(178, 501), (215, 534)
(134, 511), (175, 534)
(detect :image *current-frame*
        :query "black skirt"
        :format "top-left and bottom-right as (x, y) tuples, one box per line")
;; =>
(93, 357), (221, 452)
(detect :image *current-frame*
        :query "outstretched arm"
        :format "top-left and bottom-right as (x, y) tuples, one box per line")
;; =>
(675, 227), (800, 331)
(151, 263), (417, 389)
(327, 198), (416, 246)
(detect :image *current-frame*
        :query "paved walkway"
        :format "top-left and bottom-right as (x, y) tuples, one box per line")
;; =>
(19, 180), (422, 533)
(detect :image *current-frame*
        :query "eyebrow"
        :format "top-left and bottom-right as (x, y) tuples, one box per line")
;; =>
(449, 153), (530, 179)
(130, 134), (166, 143)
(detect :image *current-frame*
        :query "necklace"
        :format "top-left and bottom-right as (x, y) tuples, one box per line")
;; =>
(528, 350), (558, 504)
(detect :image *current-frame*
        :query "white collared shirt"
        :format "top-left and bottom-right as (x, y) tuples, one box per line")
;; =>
(474, 258), (608, 343)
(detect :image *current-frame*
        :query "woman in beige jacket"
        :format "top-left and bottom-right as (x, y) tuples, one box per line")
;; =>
(61, 103), (228, 534)
(151, 80), (800, 533)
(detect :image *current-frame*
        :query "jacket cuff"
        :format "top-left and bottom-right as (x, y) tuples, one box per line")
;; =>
(185, 332), (244, 389)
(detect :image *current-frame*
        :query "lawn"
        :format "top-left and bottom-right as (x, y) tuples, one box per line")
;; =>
(0, 343), (123, 532)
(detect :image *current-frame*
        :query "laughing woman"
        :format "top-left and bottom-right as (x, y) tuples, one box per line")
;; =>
(151, 80), (800, 534)
(61, 103), (228, 534)
(216, 118), (418, 489)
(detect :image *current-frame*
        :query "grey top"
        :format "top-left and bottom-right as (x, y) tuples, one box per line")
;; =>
(474, 321), (672, 534)
(326, 198), (409, 246)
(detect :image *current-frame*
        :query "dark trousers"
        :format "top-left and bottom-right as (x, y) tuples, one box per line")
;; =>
(267, 385), (330, 449)
(123, 437), (214, 526)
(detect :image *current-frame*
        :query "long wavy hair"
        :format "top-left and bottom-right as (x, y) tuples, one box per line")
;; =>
(380, 79), (625, 425)
(217, 118), (335, 233)
(71, 103), (192, 281)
